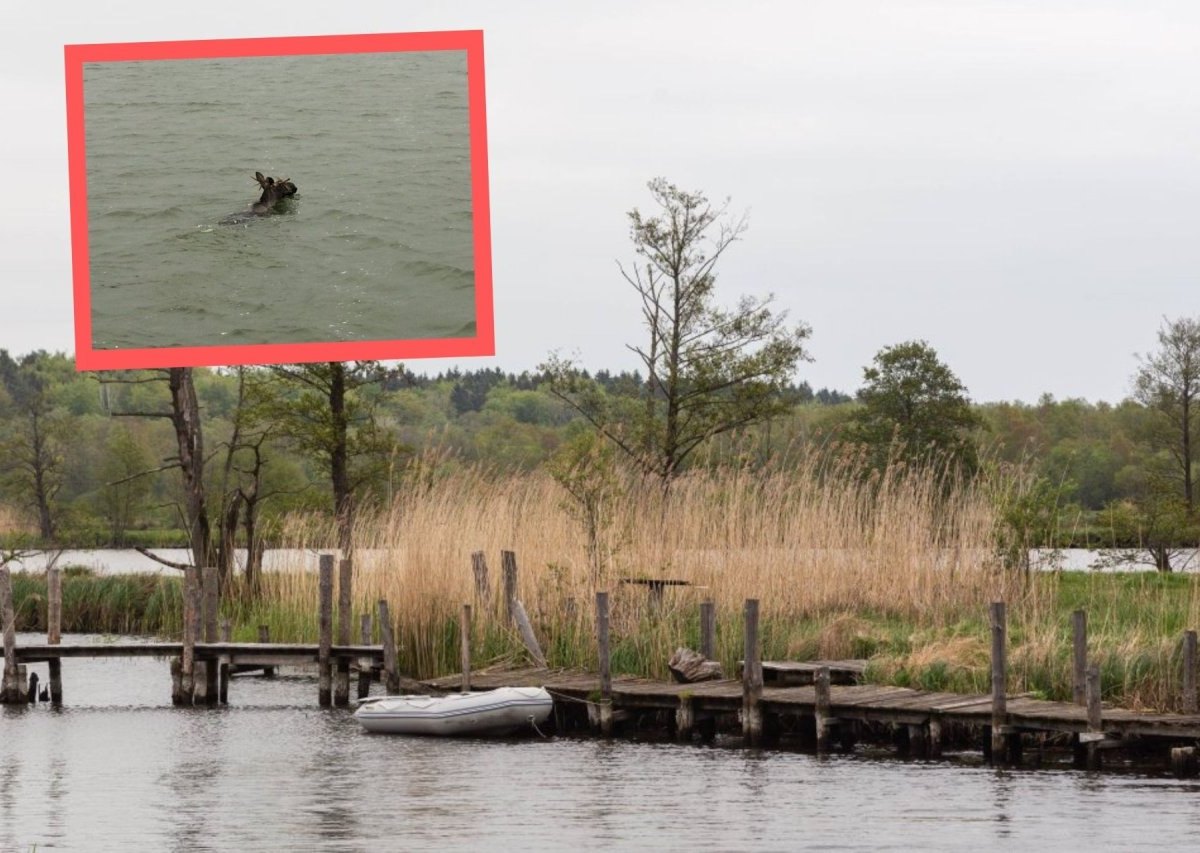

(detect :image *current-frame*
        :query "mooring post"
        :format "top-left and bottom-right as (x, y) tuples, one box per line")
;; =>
(1085, 663), (1103, 770)
(258, 625), (275, 677)
(928, 718), (943, 758)
(676, 696), (695, 742)
(317, 554), (334, 707)
(989, 600), (1009, 762)
(47, 566), (63, 704)
(178, 566), (199, 705)
(357, 613), (373, 699)
(743, 598), (763, 746)
(201, 566), (219, 706)
(460, 603), (472, 693)
(1183, 630), (1197, 714)
(502, 550), (518, 623)
(700, 599), (716, 661)
(1072, 609), (1087, 705)
(471, 551), (490, 601)
(1171, 746), (1199, 779)
(596, 590), (613, 736)
(815, 664), (832, 753)
(1, 567), (18, 704)
(334, 557), (353, 707)
(218, 618), (231, 704)
(378, 599), (399, 694)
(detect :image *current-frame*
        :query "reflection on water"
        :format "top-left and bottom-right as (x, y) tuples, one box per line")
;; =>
(3, 640), (1200, 851)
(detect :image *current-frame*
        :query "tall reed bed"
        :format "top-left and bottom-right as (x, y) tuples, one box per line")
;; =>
(256, 450), (1021, 682)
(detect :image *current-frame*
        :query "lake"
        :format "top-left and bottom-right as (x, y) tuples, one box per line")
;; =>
(6, 548), (1197, 576)
(3, 633), (1200, 851)
(82, 51), (476, 350)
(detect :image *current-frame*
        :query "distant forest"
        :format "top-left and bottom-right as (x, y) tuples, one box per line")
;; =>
(0, 348), (1189, 550)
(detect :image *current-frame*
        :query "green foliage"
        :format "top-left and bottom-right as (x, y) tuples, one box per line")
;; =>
(544, 178), (811, 484)
(846, 340), (982, 473)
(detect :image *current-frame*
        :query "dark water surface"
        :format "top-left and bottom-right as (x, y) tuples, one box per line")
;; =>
(3, 635), (1200, 851)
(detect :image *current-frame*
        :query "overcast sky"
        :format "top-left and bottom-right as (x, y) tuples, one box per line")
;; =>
(3, 1), (1198, 403)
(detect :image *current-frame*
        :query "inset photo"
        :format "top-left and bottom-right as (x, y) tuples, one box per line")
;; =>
(65, 31), (493, 369)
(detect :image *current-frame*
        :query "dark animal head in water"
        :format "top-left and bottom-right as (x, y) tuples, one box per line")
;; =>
(251, 171), (298, 214)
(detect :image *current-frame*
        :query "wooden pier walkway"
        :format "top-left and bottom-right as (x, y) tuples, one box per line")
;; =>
(428, 666), (1200, 756)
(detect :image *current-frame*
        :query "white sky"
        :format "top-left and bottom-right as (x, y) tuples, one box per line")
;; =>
(3, 1), (1198, 403)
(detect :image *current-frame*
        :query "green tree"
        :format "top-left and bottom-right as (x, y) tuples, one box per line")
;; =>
(1133, 316), (1200, 511)
(0, 351), (73, 539)
(96, 424), (153, 545)
(846, 340), (982, 472)
(544, 178), (811, 486)
(258, 362), (399, 556)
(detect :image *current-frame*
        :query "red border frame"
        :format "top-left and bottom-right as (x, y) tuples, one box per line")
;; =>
(65, 30), (493, 370)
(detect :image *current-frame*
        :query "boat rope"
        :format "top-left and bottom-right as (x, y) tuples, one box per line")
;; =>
(528, 714), (549, 739)
(545, 688), (598, 707)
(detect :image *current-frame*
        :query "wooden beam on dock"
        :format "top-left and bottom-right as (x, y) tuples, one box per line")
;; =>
(700, 599), (715, 661)
(1, 567), (19, 703)
(1183, 630), (1197, 714)
(218, 618), (231, 704)
(318, 554), (334, 707)
(202, 566), (219, 706)
(47, 566), (62, 704)
(989, 600), (1011, 763)
(357, 613), (373, 699)
(502, 550), (518, 623)
(471, 551), (490, 601)
(335, 557), (352, 707)
(743, 598), (763, 746)
(460, 603), (472, 693)
(1072, 609), (1087, 706)
(378, 599), (399, 694)
(596, 590), (613, 736)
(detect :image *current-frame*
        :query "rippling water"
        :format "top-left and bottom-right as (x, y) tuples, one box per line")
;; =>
(4, 635), (1200, 851)
(82, 52), (476, 350)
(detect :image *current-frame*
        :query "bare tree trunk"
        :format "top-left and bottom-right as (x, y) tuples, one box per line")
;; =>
(168, 368), (212, 570)
(329, 362), (354, 559)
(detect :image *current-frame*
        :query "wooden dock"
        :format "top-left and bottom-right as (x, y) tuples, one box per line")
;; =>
(427, 666), (1200, 762)
(8, 550), (1200, 777)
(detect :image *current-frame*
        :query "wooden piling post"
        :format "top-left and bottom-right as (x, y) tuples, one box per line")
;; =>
(1183, 630), (1197, 714)
(47, 566), (62, 704)
(1171, 746), (1198, 779)
(357, 613), (373, 699)
(334, 558), (352, 707)
(1072, 609), (1087, 706)
(928, 718), (943, 759)
(814, 664), (832, 753)
(742, 598), (763, 746)
(1085, 663), (1103, 770)
(318, 554), (334, 707)
(218, 618), (231, 704)
(378, 599), (399, 695)
(178, 566), (200, 705)
(676, 696), (695, 742)
(512, 599), (547, 668)
(0, 567), (18, 703)
(502, 550), (518, 622)
(258, 625), (275, 677)
(596, 591), (613, 736)
(460, 603), (472, 693)
(989, 601), (1009, 762)
(699, 599), (715, 661)
(201, 566), (219, 706)
(471, 551), (490, 600)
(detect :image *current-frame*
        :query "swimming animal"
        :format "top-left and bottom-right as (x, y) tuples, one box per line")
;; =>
(221, 171), (298, 224)
(250, 171), (298, 214)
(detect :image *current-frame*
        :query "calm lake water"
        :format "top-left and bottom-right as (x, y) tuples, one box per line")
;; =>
(7, 548), (1198, 576)
(82, 51), (476, 350)
(3, 634), (1200, 851)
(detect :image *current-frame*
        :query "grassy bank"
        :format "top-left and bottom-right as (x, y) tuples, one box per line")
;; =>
(9, 455), (1200, 711)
